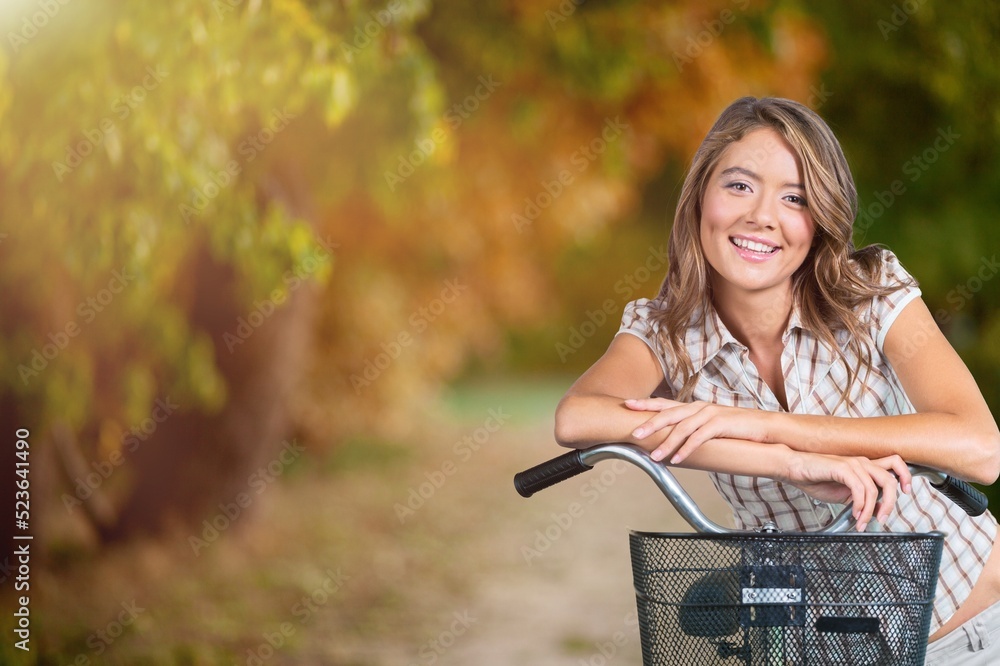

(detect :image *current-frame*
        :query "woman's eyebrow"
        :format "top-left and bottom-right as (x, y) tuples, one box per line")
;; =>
(719, 165), (804, 190)
(719, 166), (759, 181)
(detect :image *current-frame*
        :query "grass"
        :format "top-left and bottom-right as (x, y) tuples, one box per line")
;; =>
(440, 374), (574, 424)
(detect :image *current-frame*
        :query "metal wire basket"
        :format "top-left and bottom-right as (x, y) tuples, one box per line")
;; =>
(629, 530), (944, 665)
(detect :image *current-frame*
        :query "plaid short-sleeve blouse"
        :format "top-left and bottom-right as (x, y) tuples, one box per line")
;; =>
(617, 249), (997, 633)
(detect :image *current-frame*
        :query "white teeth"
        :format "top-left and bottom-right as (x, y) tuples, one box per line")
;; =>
(731, 237), (777, 254)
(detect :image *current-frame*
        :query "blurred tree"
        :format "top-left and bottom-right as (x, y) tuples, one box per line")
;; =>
(0, 0), (833, 547)
(0, 0), (395, 541)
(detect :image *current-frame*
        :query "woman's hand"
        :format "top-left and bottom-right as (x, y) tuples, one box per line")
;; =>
(625, 398), (772, 464)
(782, 452), (911, 532)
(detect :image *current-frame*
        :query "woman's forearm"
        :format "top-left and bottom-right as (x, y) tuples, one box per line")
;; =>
(554, 393), (652, 448)
(556, 393), (794, 478)
(632, 397), (1000, 486)
(556, 393), (905, 528)
(769, 411), (1000, 485)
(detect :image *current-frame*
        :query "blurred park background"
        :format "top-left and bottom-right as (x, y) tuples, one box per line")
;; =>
(1, 0), (999, 663)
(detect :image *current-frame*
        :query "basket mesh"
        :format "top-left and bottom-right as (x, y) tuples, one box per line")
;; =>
(629, 531), (943, 665)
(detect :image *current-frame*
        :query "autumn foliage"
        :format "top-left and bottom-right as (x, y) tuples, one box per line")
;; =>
(3, 0), (1000, 543)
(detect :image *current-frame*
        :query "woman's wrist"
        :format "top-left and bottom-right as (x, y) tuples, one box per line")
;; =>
(680, 438), (793, 478)
(775, 445), (806, 484)
(765, 410), (815, 453)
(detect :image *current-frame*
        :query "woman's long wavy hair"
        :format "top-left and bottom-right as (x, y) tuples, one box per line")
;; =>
(653, 96), (907, 404)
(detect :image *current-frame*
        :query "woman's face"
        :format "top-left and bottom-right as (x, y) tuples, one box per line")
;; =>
(700, 128), (815, 303)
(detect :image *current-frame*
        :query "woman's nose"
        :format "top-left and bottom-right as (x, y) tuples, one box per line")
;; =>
(747, 197), (778, 229)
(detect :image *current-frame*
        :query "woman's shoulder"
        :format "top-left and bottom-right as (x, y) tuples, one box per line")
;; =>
(621, 294), (696, 331)
(849, 245), (919, 289)
(620, 296), (668, 334)
(623, 295), (670, 317)
(849, 246), (922, 344)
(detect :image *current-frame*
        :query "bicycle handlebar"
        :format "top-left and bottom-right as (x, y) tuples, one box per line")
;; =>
(513, 443), (989, 534)
(928, 474), (990, 516)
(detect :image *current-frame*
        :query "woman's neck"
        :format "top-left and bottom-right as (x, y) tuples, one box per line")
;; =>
(711, 284), (793, 351)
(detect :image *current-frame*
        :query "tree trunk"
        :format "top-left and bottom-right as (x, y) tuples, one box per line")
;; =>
(107, 243), (317, 540)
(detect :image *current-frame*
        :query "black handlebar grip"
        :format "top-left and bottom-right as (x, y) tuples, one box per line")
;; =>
(931, 476), (990, 517)
(514, 450), (591, 498)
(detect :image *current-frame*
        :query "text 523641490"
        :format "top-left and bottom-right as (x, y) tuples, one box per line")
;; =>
(13, 428), (31, 652)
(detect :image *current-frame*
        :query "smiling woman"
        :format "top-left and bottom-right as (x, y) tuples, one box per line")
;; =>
(552, 96), (1000, 661)
(697, 128), (816, 411)
(699, 130), (815, 341)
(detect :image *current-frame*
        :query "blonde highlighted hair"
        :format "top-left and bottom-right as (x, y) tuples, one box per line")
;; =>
(653, 96), (908, 404)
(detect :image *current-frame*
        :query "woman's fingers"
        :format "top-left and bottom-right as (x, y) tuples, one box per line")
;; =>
(872, 466), (898, 527)
(659, 404), (751, 463)
(789, 453), (902, 532)
(646, 404), (716, 462)
(844, 459), (878, 532)
(626, 401), (771, 465)
(658, 419), (714, 463)
(870, 455), (908, 523)
(623, 397), (681, 411)
(850, 457), (904, 530)
(629, 401), (704, 440)
(878, 454), (912, 495)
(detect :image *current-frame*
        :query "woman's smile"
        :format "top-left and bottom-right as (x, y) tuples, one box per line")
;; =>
(729, 234), (781, 261)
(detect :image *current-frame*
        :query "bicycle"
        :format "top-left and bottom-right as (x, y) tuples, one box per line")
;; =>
(514, 443), (989, 665)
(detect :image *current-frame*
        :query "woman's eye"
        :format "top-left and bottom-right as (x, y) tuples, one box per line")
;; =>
(785, 194), (807, 206)
(727, 182), (751, 192)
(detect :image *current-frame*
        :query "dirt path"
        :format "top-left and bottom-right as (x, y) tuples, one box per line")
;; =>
(31, 385), (735, 665)
(447, 422), (732, 666)
(319, 399), (735, 666)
